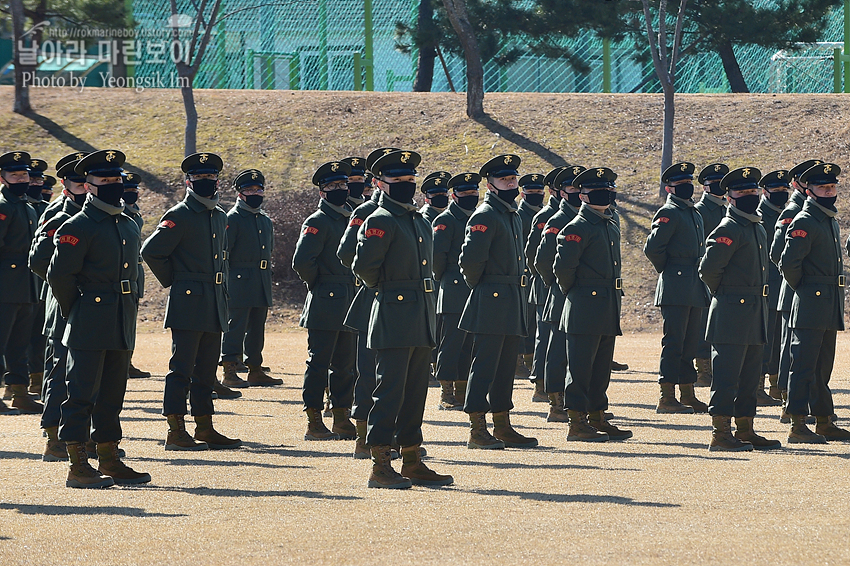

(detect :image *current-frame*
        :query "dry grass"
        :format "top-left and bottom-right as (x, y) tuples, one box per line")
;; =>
(2, 327), (850, 565)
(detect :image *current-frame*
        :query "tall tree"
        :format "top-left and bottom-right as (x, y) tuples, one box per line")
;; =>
(10, 0), (31, 113)
(441, 0), (484, 117)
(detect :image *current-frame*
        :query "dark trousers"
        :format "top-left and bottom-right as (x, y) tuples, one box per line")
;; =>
(220, 306), (268, 366)
(302, 328), (356, 411)
(464, 333), (519, 414)
(564, 334), (614, 413)
(59, 348), (130, 443)
(367, 346), (430, 447)
(522, 303), (536, 355)
(761, 307), (782, 376)
(787, 328), (836, 417)
(544, 327), (568, 394)
(434, 312), (473, 383)
(163, 329), (219, 417)
(27, 300), (46, 374)
(0, 302), (34, 386)
(41, 338), (68, 429)
(532, 304), (551, 379)
(695, 307), (711, 359)
(777, 310), (792, 390)
(42, 338), (55, 397)
(708, 343), (762, 417)
(352, 331), (376, 421)
(658, 305), (702, 384)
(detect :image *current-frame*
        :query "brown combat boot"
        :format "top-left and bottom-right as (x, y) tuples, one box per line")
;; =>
(221, 361), (249, 388)
(213, 380), (242, 399)
(368, 445), (411, 489)
(467, 412), (505, 449)
(438, 381), (461, 410)
(194, 415), (242, 449)
(10, 384), (43, 414)
(611, 360), (629, 371)
(331, 407), (357, 440)
(656, 383), (694, 414)
(815, 416), (850, 441)
(85, 439), (124, 459)
(694, 358), (712, 387)
(400, 444), (453, 486)
(28, 372), (43, 397)
(710, 415), (752, 451)
(531, 379), (548, 403)
(2, 385), (11, 400)
(165, 414), (209, 451)
(767, 374), (782, 400)
(247, 364), (282, 386)
(65, 442), (114, 489)
(493, 411), (538, 448)
(546, 392), (569, 423)
(0, 399), (20, 416)
(305, 407), (339, 441)
(679, 383), (708, 413)
(734, 416), (780, 450)
(515, 354), (531, 379)
(127, 362), (151, 379)
(353, 419), (370, 459)
(788, 414), (827, 444)
(454, 380), (467, 405)
(756, 375), (781, 407)
(43, 426), (68, 461)
(97, 441), (151, 484)
(588, 410), (633, 441)
(779, 390), (791, 423)
(566, 410), (609, 442)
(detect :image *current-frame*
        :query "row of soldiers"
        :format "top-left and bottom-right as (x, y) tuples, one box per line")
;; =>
(0, 149), (281, 489)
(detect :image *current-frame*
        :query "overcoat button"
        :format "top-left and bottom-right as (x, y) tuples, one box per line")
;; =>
(421, 260), (426, 265)
(816, 291), (821, 296)
(95, 297), (101, 303)
(454, 279), (458, 284)
(740, 299), (745, 303)
(123, 263), (129, 268)
(10, 264), (15, 269)
(493, 292), (499, 297)
(122, 240), (126, 245)
(677, 271), (682, 275)
(419, 237), (423, 242)
(329, 292), (334, 297)
(214, 254), (218, 259)
(186, 290), (192, 295)
(592, 291), (597, 296)
(213, 233), (216, 238)
(237, 275), (241, 279)
(397, 295), (404, 301)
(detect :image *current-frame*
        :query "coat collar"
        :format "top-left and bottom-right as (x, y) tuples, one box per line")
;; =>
(449, 200), (473, 220)
(378, 191), (418, 215)
(84, 194), (124, 220)
(320, 197), (352, 218)
(0, 185), (26, 203)
(558, 196), (578, 214)
(578, 202), (613, 224)
(185, 188), (220, 211)
(727, 204), (761, 225)
(668, 193), (695, 209)
(700, 192), (727, 207)
(62, 195), (83, 215)
(758, 195), (782, 214)
(545, 195), (560, 211)
(790, 189), (807, 208)
(519, 199), (542, 214)
(804, 196), (837, 219)
(484, 190), (518, 213)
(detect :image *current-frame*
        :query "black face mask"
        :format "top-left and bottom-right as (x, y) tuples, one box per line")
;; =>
(387, 181), (417, 203)
(347, 182), (365, 200)
(324, 188), (349, 207)
(191, 178), (218, 198)
(550, 191), (561, 201)
(91, 182), (125, 207)
(26, 185), (43, 200)
(524, 193), (544, 207)
(5, 181), (29, 197)
(456, 194), (479, 211)
(813, 194), (837, 210)
(71, 191), (88, 206)
(495, 188), (519, 204)
(565, 192), (582, 208)
(429, 193), (449, 209)
(733, 194), (760, 215)
(122, 191), (139, 205)
(245, 195), (264, 209)
(672, 183), (694, 200)
(766, 190), (788, 207)
(609, 191), (618, 205)
(708, 182), (725, 196)
(584, 190), (612, 207)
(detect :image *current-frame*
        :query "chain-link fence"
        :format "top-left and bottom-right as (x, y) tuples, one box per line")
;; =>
(131, 0), (847, 94)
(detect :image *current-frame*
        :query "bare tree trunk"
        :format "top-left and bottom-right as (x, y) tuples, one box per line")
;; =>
(441, 0), (484, 118)
(412, 0), (436, 92)
(181, 81), (198, 156)
(717, 39), (748, 93)
(660, 86), (675, 192)
(10, 0), (31, 114)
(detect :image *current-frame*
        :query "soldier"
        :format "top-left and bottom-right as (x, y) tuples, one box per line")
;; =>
(770, 159), (822, 423)
(516, 173), (545, 380)
(554, 167), (630, 442)
(644, 162), (710, 415)
(420, 171), (451, 224)
(459, 154), (537, 450)
(220, 169), (281, 389)
(121, 172), (152, 380)
(342, 157), (368, 209)
(40, 175), (56, 203)
(47, 149), (150, 487)
(351, 149), (452, 488)
(25, 158), (50, 397)
(779, 163), (850, 444)
(756, 170), (790, 406)
(432, 172), (479, 410)
(0, 151), (42, 415)
(292, 161), (357, 441)
(534, 165), (584, 423)
(524, 167), (565, 403)
(693, 163), (730, 386)
(699, 167), (780, 451)
(141, 152), (241, 451)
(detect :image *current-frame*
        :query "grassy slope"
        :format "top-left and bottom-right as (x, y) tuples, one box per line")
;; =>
(2, 87), (849, 331)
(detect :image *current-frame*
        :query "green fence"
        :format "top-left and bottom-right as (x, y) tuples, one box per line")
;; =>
(131, 0), (848, 94)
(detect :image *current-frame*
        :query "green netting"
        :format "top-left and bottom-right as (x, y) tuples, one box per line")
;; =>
(130, 0), (847, 94)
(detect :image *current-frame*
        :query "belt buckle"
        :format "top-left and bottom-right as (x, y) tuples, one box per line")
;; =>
(520, 274), (528, 287)
(839, 275), (846, 287)
(259, 259), (268, 270)
(120, 280), (132, 295)
(423, 278), (434, 293)
(215, 272), (223, 285)
(762, 284), (769, 297)
(615, 278), (623, 290)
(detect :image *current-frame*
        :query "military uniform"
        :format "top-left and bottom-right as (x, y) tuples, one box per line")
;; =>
(25, 159), (50, 391)
(292, 161), (357, 441)
(342, 157), (368, 210)
(142, 152), (240, 451)
(419, 172), (451, 375)
(516, 173), (545, 376)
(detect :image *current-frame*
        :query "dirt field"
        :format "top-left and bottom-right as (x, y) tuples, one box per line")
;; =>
(2, 327), (849, 565)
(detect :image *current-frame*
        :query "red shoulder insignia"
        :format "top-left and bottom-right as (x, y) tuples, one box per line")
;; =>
(790, 229), (807, 238)
(349, 217), (364, 227)
(536, 222), (546, 230)
(470, 224), (488, 233)
(434, 224), (447, 231)
(158, 219), (176, 229)
(716, 236), (733, 246)
(0, 213), (6, 221)
(656, 216), (670, 224)
(545, 226), (560, 235)
(563, 233), (581, 243)
(364, 228), (385, 238)
(58, 234), (79, 246)
(303, 226), (319, 235)
(781, 218), (793, 225)
(47, 229), (56, 237)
